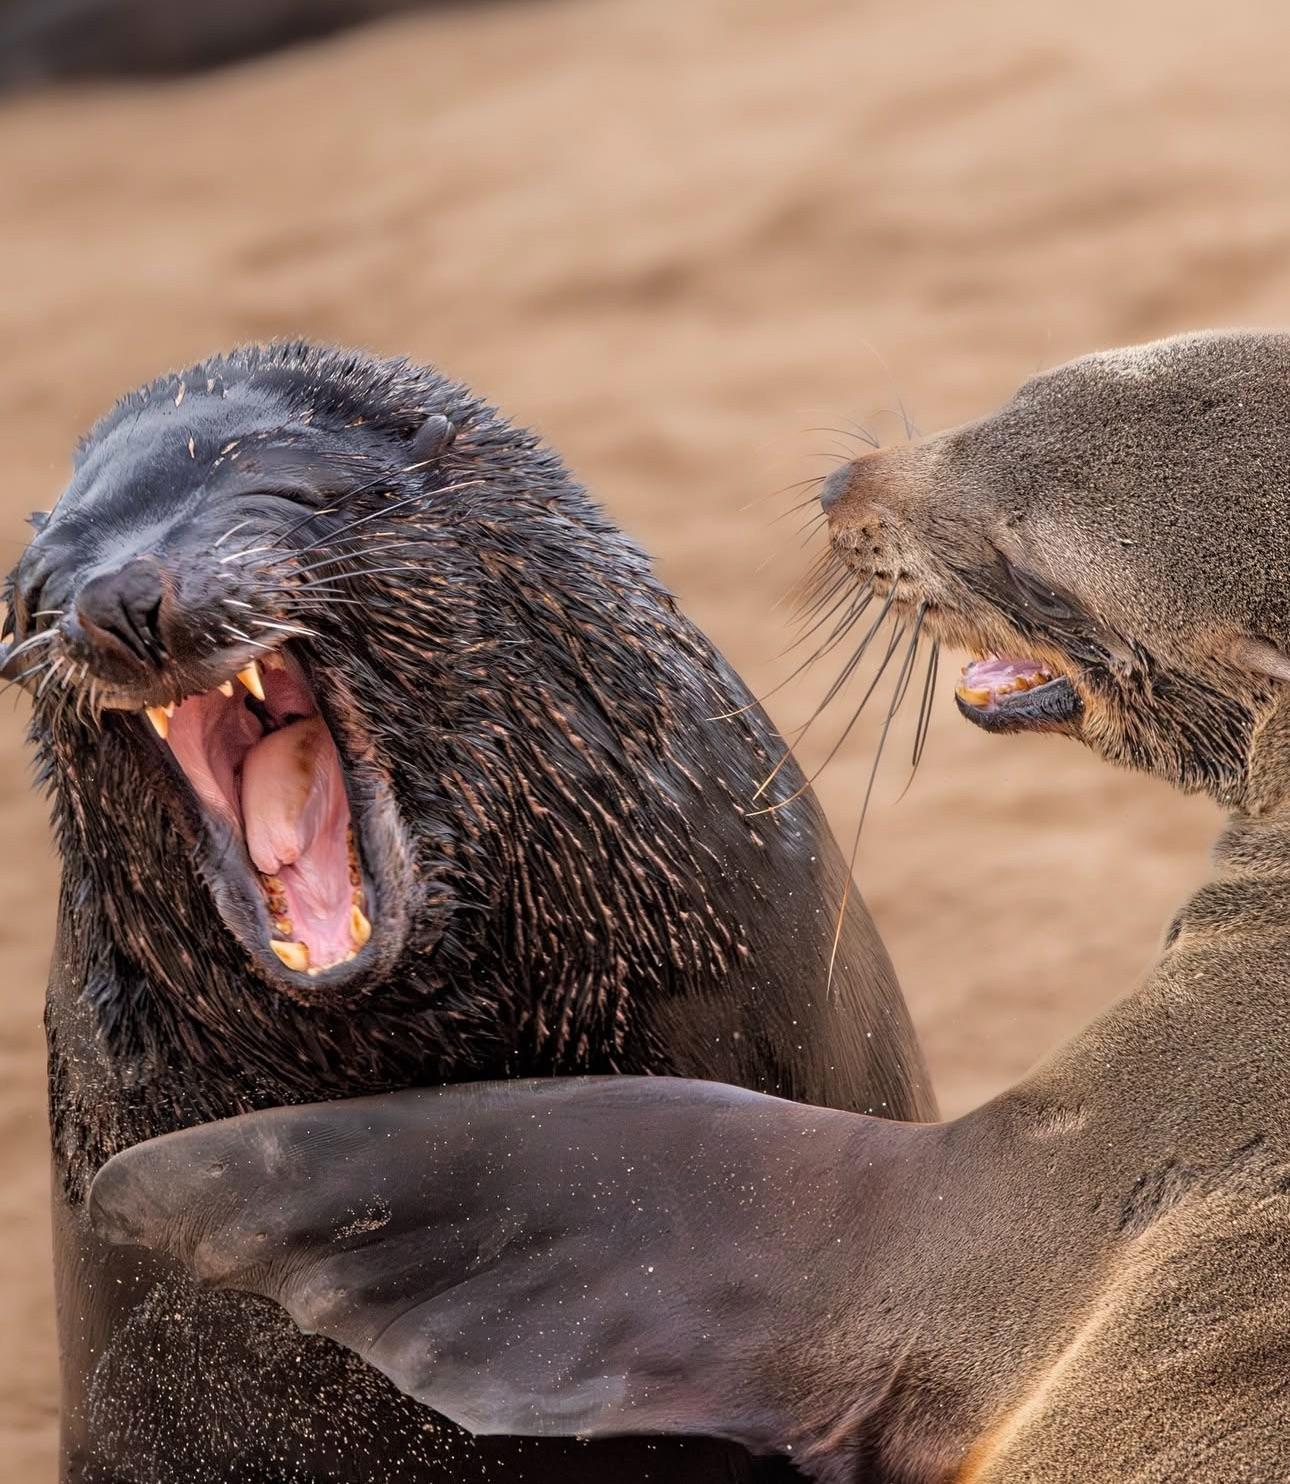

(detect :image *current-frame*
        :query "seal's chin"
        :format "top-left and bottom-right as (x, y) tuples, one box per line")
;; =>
(144, 649), (373, 980)
(954, 653), (1082, 734)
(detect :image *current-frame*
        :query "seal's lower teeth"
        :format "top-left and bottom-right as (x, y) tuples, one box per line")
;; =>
(350, 905), (372, 946)
(956, 662), (1058, 707)
(270, 938), (310, 972)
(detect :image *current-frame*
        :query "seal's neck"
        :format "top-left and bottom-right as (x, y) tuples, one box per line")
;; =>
(1235, 681), (1290, 817)
(821, 802), (1290, 1480)
(1164, 808), (1290, 957)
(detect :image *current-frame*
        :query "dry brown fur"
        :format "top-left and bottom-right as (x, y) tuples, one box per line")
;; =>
(816, 331), (1290, 1480)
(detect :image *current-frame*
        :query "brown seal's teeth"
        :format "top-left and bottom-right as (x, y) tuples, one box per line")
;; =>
(350, 905), (372, 947)
(145, 706), (170, 740)
(957, 685), (991, 706)
(218, 680), (234, 697)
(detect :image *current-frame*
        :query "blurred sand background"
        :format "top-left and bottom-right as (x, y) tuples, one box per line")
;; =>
(6, 0), (1290, 1471)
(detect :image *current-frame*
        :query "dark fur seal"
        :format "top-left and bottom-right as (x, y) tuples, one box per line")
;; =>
(13, 342), (932, 1482)
(99, 332), (1290, 1481)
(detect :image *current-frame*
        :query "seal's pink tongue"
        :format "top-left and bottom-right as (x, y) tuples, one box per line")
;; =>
(242, 718), (354, 970)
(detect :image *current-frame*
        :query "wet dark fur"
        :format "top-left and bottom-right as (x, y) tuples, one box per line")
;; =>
(24, 344), (932, 1483)
(80, 332), (1290, 1484)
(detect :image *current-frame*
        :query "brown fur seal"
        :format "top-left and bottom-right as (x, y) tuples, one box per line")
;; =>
(97, 330), (1290, 1481)
(12, 342), (931, 1482)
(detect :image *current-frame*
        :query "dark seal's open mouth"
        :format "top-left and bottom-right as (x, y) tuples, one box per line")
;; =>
(955, 653), (1083, 733)
(140, 649), (374, 981)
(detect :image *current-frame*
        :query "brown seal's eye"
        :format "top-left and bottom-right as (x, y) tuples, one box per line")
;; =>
(1002, 556), (1076, 622)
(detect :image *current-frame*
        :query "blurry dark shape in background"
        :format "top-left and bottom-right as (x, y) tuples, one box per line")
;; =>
(0, 0), (467, 89)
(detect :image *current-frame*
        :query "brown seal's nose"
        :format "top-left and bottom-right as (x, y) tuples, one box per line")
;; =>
(820, 462), (856, 512)
(74, 559), (168, 670)
(820, 450), (892, 521)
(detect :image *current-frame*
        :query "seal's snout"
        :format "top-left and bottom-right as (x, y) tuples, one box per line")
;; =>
(819, 461), (856, 512)
(819, 449), (890, 518)
(69, 558), (168, 671)
(820, 446), (934, 605)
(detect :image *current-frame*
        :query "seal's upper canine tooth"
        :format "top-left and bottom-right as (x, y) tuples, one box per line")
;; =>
(270, 939), (309, 973)
(350, 904), (373, 947)
(145, 706), (170, 740)
(237, 662), (265, 701)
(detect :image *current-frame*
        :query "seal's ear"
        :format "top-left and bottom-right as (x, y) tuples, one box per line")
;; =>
(408, 413), (456, 465)
(1227, 634), (1290, 683)
(89, 1078), (906, 1475)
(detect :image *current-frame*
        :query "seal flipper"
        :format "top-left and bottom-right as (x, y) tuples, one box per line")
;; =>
(90, 1078), (921, 1477)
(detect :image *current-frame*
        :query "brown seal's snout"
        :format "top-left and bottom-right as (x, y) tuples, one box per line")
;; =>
(820, 434), (1087, 741)
(818, 332), (1290, 807)
(818, 443), (957, 610)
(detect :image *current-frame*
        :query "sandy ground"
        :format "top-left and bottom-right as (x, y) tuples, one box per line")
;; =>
(9, 0), (1290, 1471)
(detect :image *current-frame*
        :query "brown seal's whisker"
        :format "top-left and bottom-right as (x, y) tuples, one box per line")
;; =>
(751, 618), (910, 817)
(893, 640), (940, 804)
(705, 586), (875, 724)
(767, 587), (898, 747)
(783, 575), (856, 641)
(768, 545), (845, 617)
(787, 584), (876, 666)
(828, 606), (927, 986)
(748, 592), (896, 799)
(737, 472), (826, 516)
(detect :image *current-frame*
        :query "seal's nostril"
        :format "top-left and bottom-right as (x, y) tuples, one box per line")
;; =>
(820, 464), (854, 512)
(75, 559), (167, 669)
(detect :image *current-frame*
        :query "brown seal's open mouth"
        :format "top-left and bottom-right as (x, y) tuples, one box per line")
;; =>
(954, 653), (1082, 733)
(141, 649), (372, 979)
